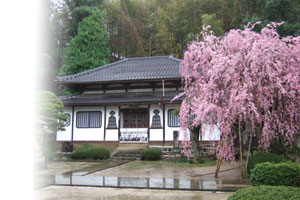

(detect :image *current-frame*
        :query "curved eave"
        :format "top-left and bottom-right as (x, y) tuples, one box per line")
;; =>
(55, 77), (182, 85)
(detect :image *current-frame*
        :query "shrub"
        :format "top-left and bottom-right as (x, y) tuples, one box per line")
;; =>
(140, 148), (162, 161)
(250, 162), (300, 187)
(72, 144), (110, 160)
(228, 186), (300, 200)
(247, 153), (285, 175)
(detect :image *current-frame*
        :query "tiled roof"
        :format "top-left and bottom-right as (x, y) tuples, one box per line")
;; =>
(56, 56), (182, 83)
(60, 91), (183, 106)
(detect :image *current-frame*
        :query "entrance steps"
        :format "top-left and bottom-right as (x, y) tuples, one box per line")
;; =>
(112, 143), (148, 160)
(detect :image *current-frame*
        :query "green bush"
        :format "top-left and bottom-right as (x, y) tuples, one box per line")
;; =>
(247, 153), (285, 175)
(250, 162), (300, 187)
(228, 186), (300, 200)
(140, 148), (162, 161)
(72, 143), (110, 160)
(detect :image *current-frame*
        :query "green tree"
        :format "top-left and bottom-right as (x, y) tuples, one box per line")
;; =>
(59, 10), (110, 76)
(243, 0), (300, 36)
(38, 91), (67, 133)
(201, 14), (224, 36)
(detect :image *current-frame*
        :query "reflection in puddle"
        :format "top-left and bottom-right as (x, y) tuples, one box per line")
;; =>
(53, 173), (249, 191)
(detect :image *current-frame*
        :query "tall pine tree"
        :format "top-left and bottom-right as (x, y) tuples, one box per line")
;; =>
(59, 9), (110, 76)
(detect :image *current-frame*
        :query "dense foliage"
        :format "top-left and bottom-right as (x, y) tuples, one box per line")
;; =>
(40, 0), (300, 89)
(178, 23), (300, 160)
(140, 148), (163, 161)
(59, 9), (110, 76)
(37, 91), (67, 133)
(250, 162), (300, 187)
(71, 143), (110, 160)
(228, 185), (300, 200)
(247, 153), (285, 175)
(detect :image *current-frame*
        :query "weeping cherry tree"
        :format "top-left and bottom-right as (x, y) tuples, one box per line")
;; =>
(178, 22), (300, 177)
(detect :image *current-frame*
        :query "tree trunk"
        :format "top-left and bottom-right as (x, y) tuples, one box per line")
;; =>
(245, 130), (253, 175)
(215, 158), (222, 178)
(238, 117), (246, 178)
(191, 127), (200, 164)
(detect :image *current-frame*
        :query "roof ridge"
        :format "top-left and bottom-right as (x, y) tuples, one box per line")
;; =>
(56, 58), (129, 81)
(168, 55), (182, 62)
(126, 55), (171, 60)
(82, 91), (179, 96)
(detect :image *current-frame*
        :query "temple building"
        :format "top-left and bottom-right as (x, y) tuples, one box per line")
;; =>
(56, 56), (220, 152)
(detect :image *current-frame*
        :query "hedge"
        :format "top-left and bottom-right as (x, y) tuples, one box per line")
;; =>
(71, 143), (110, 160)
(250, 162), (300, 187)
(247, 153), (285, 175)
(228, 186), (300, 200)
(140, 148), (162, 161)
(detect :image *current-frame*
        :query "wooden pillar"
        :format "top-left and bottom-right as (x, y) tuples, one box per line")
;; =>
(118, 105), (121, 142)
(71, 106), (75, 141)
(163, 104), (165, 146)
(148, 104), (150, 141)
(104, 106), (106, 141)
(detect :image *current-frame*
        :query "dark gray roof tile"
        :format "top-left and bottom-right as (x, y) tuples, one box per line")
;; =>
(60, 91), (183, 106)
(56, 56), (182, 83)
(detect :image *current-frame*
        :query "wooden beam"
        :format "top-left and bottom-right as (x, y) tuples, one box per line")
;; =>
(163, 104), (165, 146)
(104, 106), (106, 141)
(118, 105), (121, 142)
(71, 106), (75, 142)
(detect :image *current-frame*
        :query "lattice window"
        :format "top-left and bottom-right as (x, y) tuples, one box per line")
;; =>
(107, 111), (117, 128)
(122, 108), (149, 128)
(151, 109), (162, 128)
(167, 109), (180, 127)
(76, 111), (102, 128)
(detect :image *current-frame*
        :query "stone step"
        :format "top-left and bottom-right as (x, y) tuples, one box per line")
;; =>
(118, 143), (148, 148)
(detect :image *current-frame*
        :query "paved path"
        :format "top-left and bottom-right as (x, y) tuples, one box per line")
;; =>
(34, 160), (246, 200)
(35, 186), (232, 200)
(91, 160), (243, 180)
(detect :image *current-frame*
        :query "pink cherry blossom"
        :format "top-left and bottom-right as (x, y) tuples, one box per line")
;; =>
(177, 23), (300, 161)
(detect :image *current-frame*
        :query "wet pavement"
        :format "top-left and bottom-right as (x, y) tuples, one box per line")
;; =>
(34, 160), (249, 199)
(35, 186), (233, 200)
(54, 173), (249, 192)
(34, 160), (130, 189)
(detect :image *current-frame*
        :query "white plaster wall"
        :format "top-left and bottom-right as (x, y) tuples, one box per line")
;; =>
(105, 130), (119, 141)
(149, 104), (163, 141)
(165, 104), (183, 141)
(105, 106), (119, 141)
(155, 88), (177, 92)
(127, 88), (152, 93)
(201, 124), (221, 141)
(105, 89), (125, 93)
(56, 106), (72, 141)
(73, 106), (104, 141)
(149, 129), (163, 141)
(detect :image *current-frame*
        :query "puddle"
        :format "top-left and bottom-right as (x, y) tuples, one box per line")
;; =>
(64, 160), (131, 176)
(35, 159), (250, 192)
(53, 173), (249, 192)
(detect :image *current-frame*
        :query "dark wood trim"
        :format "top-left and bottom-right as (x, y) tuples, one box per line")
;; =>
(104, 106), (106, 141)
(59, 78), (181, 85)
(148, 104), (150, 140)
(64, 101), (183, 107)
(71, 106), (75, 141)
(163, 104), (165, 146)
(118, 105), (121, 142)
